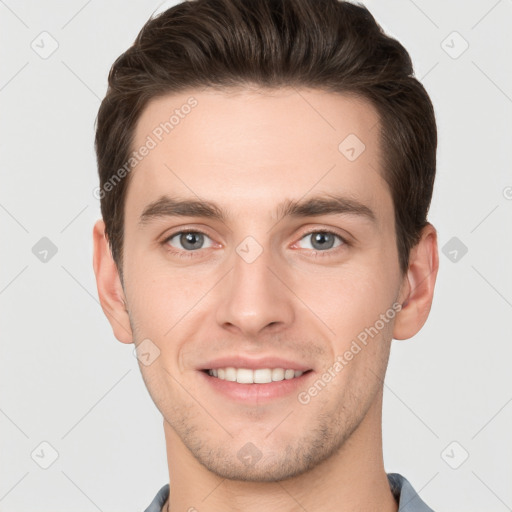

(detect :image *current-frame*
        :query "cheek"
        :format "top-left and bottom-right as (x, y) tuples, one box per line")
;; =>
(124, 258), (212, 340)
(292, 265), (398, 344)
(294, 269), (396, 408)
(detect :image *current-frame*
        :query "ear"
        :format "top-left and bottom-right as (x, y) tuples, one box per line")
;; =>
(92, 219), (133, 344)
(393, 223), (439, 340)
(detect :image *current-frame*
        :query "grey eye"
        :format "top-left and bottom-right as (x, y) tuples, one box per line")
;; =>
(298, 232), (343, 251)
(167, 232), (212, 250)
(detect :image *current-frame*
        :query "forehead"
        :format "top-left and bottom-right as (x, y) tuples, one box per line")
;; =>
(126, 87), (390, 222)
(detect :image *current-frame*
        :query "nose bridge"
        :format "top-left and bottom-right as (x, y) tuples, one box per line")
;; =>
(215, 237), (294, 335)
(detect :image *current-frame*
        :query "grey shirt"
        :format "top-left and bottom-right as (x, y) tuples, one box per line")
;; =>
(143, 473), (434, 511)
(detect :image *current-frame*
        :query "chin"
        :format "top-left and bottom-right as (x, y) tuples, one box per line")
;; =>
(200, 458), (312, 483)
(191, 441), (327, 483)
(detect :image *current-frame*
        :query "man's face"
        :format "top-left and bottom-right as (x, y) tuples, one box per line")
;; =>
(121, 88), (406, 480)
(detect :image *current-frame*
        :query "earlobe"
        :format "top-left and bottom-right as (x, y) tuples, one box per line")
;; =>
(393, 224), (439, 340)
(92, 219), (133, 344)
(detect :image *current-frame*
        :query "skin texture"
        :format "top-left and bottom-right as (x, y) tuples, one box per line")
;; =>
(93, 87), (438, 511)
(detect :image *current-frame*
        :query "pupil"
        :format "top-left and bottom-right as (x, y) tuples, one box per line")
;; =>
(312, 232), (334, 250)
(181, 232), (203, 250)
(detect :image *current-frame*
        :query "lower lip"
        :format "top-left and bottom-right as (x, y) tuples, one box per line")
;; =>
(199, 370), (313, 402)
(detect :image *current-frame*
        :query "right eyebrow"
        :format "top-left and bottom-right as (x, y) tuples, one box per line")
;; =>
(138, 196), (225, 226)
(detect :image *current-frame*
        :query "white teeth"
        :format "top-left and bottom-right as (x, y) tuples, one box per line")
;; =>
(236, 368), (254, 384)
(208, 367), (305, 383)
(225, 367), (237, 381)
(254, 369), (272, 383)
(271, 368), (284, 381)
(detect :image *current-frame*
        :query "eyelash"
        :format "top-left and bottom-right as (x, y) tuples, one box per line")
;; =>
(161, 229), (349, 259)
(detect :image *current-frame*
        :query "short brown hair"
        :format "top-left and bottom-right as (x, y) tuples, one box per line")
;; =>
(95, 0), (437, 278)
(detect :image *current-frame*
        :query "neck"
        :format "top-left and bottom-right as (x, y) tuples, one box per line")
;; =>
(162, 393), (397, 512)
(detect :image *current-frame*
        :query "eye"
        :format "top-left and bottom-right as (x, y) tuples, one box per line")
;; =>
(297, 231), (344, 251)
(166, 231), (213, 251)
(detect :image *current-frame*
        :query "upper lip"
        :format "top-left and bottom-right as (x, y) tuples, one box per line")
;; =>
(200, 356), (313, 372)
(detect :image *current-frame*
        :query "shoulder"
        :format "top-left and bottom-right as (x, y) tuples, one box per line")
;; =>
(387, 473), (435, 512)
(143, 484), (170, 512)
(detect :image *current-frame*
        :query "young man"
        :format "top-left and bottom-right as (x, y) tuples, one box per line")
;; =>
(92, 0), (439, 510)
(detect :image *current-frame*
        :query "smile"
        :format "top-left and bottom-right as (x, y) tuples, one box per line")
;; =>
(206, 367), (307, 384)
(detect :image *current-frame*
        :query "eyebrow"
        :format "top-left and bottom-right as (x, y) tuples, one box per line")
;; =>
(138, 194), (376, 226)
(278, 195), (376, 223)
(139, 196), (225, 225)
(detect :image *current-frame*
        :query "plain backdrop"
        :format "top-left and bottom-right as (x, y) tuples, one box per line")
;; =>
(1, 1), (511, 511)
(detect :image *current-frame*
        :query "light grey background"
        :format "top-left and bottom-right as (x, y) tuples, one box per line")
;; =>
(1, 1), (511, 511)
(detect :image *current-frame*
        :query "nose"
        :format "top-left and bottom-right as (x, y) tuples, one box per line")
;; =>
(215, 243), (295, 338)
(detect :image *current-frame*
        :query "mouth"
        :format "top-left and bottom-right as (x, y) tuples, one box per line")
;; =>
(203, 367), (312, 384)
(199, 366), (314, 402)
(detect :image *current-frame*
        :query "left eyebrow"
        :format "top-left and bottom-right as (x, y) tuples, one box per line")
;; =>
(277, 195), (376, 223)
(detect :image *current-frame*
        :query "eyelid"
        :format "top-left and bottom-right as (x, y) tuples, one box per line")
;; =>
(160, 225), (217, 243)
(163, 228), (209, 241)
